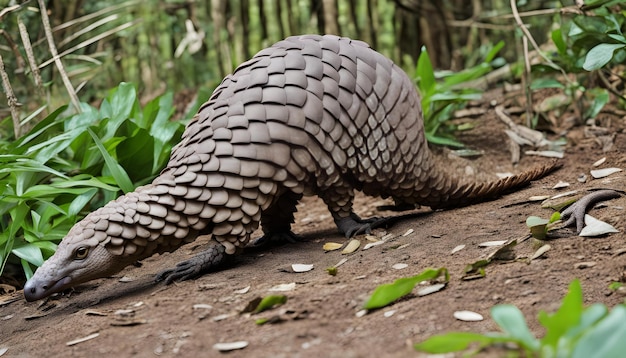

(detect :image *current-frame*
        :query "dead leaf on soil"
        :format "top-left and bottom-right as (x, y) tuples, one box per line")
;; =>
(531, 244), (551, 260)
(417, 283), (446, 297)
(268, 283), (296, 292)
(66, 333), (99, 346)
(323, 242), (342, 251)
(579, 215), (619, 237)
(451, 245), (465, 254)
(291, 264), (314, 273)
(342, 239), (361, 254)
(590, 167), (622, 179)
(212, 341), (248, 352)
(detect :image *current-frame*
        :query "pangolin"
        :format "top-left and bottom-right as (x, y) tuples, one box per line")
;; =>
(24, 34), (560, 301)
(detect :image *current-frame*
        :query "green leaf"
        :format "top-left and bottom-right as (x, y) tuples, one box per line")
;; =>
(552, 28), (567, 55)
(583, 43), (626, 71)
(102, 82), (137, 139)
(584, 88), (609, 119)
(526, 216), (549, 239)
(254, 295), (287, 313)
(414, 332), (497, 353)
(87, 128), (134, 193)
(531, 78), (565, 90)
(484, 40), (505, 63)
(526, 216), (549, 227)
(491, 305), (540, 350)
(539, 280), (583, 349)
(12, 243), (44, 267)
(68, 188), (98, 217)
(549, 212), (561, 224)
(363, 268), (448, 310)
(572, 305), (626, 358)
(416, 46), (436, 96)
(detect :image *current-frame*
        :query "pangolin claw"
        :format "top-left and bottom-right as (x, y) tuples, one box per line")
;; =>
(560, 189), (622, 233)
(251, 231), (304, 247)
(155, 243), (227, 284)
(336, 215), (391, 238)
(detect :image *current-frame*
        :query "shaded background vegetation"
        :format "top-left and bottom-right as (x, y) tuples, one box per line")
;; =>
(1, 0), (562, 118)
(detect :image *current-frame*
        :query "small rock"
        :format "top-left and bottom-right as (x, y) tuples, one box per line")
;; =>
(212, 341), (248, 352)
(453, 310), (483, 322)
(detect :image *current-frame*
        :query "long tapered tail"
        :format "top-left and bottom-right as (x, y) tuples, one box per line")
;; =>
(428, 160), (562, 210)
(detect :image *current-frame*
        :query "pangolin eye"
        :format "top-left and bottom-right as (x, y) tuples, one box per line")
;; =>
(74, 247), (89, 260)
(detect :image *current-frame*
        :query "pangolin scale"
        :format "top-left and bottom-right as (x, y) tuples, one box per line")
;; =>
(24, 35), (559, 301)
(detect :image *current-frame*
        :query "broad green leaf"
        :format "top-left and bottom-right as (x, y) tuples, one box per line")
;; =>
(559, 303), (607, 352)
(425, 133), (465, 148)
(13, 105), (67, 151)
(21, 258), (34, 280)
(526, 216), (549, 227)
(484, 41), (505, 63)
(87, 128), (134, 193)
(102, 82), (137, 139)
(363, 268), (448, 310)
(12, 243), (44, 266)
(539, 280), (583, 348)
(414, 332), (498, 353)
(572, 305), (626, 358)
(68, 188), (98, 217)
(531, 78), (565, 90)
(552, 28), (567, 55)
(416, 46), (436, 96)
(584, 88), (609, 119)
(549, 212), (561, 224)
(491, 305), (540, 350)
(583, 43), (626, 70)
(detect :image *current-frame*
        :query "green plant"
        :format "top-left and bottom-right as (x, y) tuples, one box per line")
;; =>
(531, 1), (625, 125)
(0, 83), (185, 278)
(362, 267), (449, 310)
(526, 212), (561, 240)
(414, 279), (626, 357)
(414, 41), (505, 147)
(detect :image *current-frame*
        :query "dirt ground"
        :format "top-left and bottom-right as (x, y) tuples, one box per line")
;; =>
(1, 87), (625, 357)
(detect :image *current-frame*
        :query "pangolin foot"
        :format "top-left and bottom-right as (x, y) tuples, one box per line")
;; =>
(336, 214), (390, 238)
(560, 189), (622, 234)
(155, 242), (227, 284)
(251, 230), (304, 247)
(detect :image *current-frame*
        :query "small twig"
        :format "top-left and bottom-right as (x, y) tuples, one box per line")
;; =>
(38, 0), (81, 113)
(0, 29), (26, 72)
(38, 20), (140, 70)
(509, 0), (571, 84)
(598, 70), (626, 103)
(18, 17), (47, 105)
(0, 54), (22, 138)
(521, 35), (533, 127)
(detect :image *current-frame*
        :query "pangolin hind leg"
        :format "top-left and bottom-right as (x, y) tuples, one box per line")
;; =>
(253, 191), (304, 246)
(320, 184), (390, 237)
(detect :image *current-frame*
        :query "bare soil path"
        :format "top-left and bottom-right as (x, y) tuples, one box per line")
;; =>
(1, 87), (625, 357)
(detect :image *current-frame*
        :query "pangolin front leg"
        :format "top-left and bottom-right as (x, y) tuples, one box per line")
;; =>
(155, 239), (227, 284)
